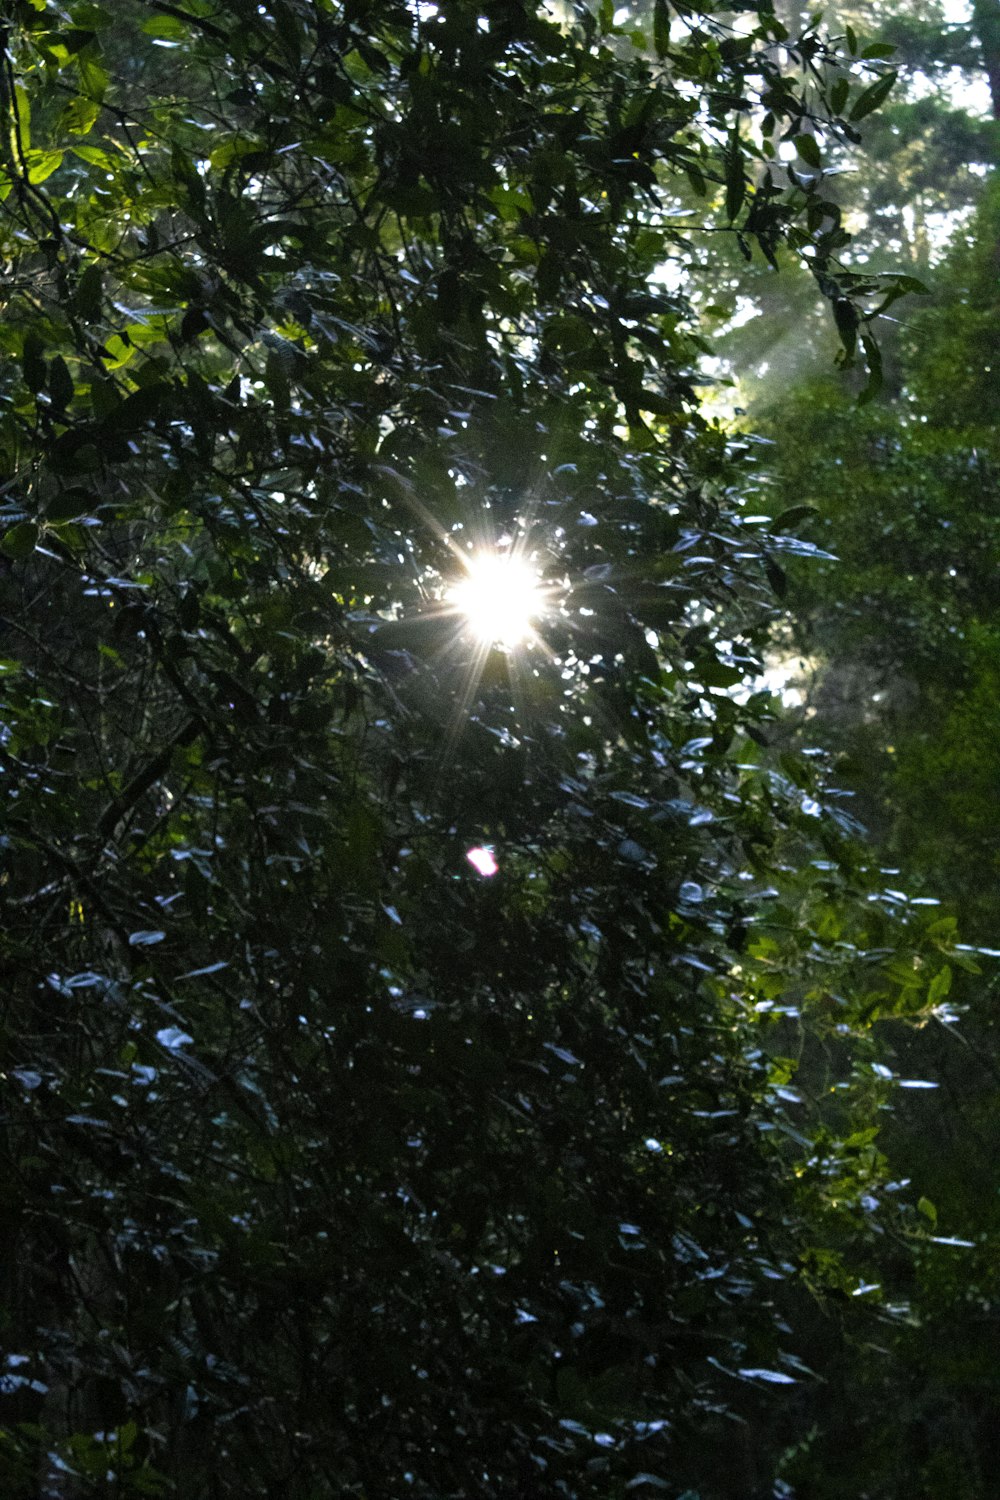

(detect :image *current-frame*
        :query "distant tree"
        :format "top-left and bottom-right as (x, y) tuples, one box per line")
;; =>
(689, 0), (994, 403)
(971, 0), (1000, 115)
(752, 173), (1000, 1500)
(0, 4), (944, 1497)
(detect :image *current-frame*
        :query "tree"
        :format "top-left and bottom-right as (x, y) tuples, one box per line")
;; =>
(748, 167), (1000, 1500)
(690, 0), (995, 407)
(0, 3), (944, 1496)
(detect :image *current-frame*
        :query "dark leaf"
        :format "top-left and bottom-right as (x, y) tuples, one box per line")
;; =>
(850, 70), (898, 121)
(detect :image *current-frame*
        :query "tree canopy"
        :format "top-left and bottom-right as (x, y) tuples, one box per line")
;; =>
(0, 2), (972, 1497)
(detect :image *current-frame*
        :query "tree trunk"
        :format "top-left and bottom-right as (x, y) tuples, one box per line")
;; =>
(972, 0), (1000, 119)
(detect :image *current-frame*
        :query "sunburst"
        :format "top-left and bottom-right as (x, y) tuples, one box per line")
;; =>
(447, 548), (547, 648)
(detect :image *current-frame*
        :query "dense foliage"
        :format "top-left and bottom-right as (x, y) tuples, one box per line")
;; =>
(697, 0), (997, 404)
(0, 2), (960, 1496)
(737, 13), (1000, 1490)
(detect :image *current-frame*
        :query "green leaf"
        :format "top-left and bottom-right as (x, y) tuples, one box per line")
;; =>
(850, 71), (898, 122)
(264, 349), (291, 411)
(927, 965), (952, 1005)
(1, 522), (39, 559)
(12, 84), (31, 152)
(764, 555), (787, 598)
(48, 355), (75, 411)
(21, 332), (47, 393)
(115, 382), (169, 430)
(69, 3), (113, 26)
(886, 273), (930, 295)
(141, 14), (189, 40)
(725, 133), (745, 221)
(685, 163), (707, 197)
(46, 488), (95, 522)
(653, 0), (670, 58)
(769, 504), (818, 533)
(99, 332), (137, 369)
(832, 298), (858, 361)
(209, 134), (270, 171)
(76, 55), (109, 101)
(71, 143), (110, 168)
(697, 657), (744, 688)
(26, 150), (64, 184)
(60, 95), (100, 135)
(858, 331), (883, 405)
(795, 134), (822, 168)
(75, 263), (103, 320)
(917, 1196), (937, 1226)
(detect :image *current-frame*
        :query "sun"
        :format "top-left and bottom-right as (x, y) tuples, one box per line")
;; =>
(448, 550), (545, 647)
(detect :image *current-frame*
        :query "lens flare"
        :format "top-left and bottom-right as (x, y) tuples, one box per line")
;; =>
(466, 846), (498, 877)
(449, 551), (544, 647)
